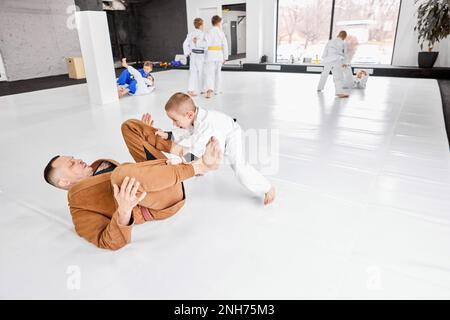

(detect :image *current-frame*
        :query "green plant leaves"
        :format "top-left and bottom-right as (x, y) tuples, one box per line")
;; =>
(415, 0), (450, 51)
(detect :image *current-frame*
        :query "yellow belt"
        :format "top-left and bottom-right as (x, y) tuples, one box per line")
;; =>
(208, 46), (223, 51)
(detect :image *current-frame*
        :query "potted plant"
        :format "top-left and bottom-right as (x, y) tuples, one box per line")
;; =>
(414, 0), (450, 68)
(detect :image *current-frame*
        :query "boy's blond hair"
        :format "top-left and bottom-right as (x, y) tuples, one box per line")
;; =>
(165, 92), (196, 114)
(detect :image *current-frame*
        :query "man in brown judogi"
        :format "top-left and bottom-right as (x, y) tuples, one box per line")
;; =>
(43, 116), (222, 250)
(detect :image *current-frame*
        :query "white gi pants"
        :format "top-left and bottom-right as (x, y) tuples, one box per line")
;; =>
(342, 66), (354, 89)
(204, 61), (223, 93)
(224, 127), (272, 196)
(188, 53), (205, 93)
(317, 62), (345, 95)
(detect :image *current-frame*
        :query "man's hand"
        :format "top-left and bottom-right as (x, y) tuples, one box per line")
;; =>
(141, 113), (154, 126)
(155, 130), (169, 140)
(113, 177), (147, 226)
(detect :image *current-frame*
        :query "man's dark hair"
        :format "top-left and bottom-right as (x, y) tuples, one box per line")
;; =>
(44, 155), (60, 185)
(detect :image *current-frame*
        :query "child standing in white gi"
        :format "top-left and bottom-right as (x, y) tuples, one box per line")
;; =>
(150, 92), (276, 205)
(317, 31), (350, 98)
(204, 15), (229, 99)
(183, 18), (207, 97)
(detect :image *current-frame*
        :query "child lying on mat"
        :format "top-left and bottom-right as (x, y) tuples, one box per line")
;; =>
(117, 58), (155, 98)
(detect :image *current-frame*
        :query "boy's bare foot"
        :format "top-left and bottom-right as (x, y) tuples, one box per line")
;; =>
(118, 87), (128, 98)
(264, 186), (276, 205)
(206, 90), (214, 99)
(121, 58), (128, 68)
(336, 94), (349, 98)
(187, 91), (197, 97)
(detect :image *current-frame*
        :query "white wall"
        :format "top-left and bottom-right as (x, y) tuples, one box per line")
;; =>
(186, 0), (277, 63)
(392, 0), (450, 67)
(0, 0), (82, 81)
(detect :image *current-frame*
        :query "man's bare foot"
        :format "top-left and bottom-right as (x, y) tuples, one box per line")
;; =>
(206, 90), (214, 99)
(187, 91), (197, 97)
(264, 186), (276, 205)
(336, 93), (349, 98)
(202, 137), (222, 169)
(121, 58), (128, 68)
(141, 113), (154, 126)
(192, 137), (222, 174)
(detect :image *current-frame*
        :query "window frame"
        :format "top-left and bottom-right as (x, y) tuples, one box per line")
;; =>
(275, 0), (403, 65)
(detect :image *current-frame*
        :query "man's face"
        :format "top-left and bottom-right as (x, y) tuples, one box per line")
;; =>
(143, 65), (152, 74)
(52, 156), (93, 189)
(167, 108), (195, 129)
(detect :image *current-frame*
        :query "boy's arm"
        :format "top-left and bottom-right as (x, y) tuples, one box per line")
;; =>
(222, 32), (229, 61)
(183, 34), (191, 56)
(127, 65), (143, 80)
(322, 41), (330, 60)
(197, 34), (208, 49)
(176, 123), (213, 158)
(343, 43), (350, 65)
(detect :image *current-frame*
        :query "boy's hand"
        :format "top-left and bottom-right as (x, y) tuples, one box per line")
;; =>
(141, 113), (154, 126)
(155, 130), (169, 140)
(166, 158), (183, 165)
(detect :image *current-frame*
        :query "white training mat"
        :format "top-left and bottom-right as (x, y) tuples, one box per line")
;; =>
(0, 70), (450, 299)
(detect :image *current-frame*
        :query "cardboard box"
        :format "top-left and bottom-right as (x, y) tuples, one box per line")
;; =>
(66, 57), (86, 79)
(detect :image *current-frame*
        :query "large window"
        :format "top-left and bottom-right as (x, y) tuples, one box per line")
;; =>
(276, 0), (401, 65)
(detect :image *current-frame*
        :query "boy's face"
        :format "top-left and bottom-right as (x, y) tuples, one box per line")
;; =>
(357, 70), (367, 78)
(167, 107), (195, 129)
(143, 65), (152, 74)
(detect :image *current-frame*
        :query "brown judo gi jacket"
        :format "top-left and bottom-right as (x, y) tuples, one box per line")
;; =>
(67, 119), (195, 250)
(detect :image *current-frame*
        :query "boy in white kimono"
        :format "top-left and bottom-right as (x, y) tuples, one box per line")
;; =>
(317, 31), (350, 98)
(353, 70), (369, 89)
(118, 58), (155, 98)
(183, 18), (207, 97)
(204, 15), (229, 99)
(152, 92), (276, 205)
(343, 69), (369, 89)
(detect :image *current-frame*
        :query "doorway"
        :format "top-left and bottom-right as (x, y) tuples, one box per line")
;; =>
(222, 3), (246, 63)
